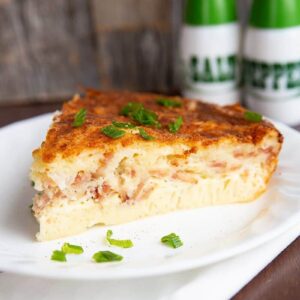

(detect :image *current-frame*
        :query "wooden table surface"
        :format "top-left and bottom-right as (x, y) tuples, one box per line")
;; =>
(0, 103), (299, 300)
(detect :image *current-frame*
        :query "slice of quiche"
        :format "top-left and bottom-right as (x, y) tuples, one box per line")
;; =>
(30, 89), (283, 241)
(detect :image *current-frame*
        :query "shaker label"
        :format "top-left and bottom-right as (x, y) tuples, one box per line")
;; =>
(185, 55), (237, 84)
(244, 59), (300, 96)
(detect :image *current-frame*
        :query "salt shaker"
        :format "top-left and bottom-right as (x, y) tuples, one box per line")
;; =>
(180, 0), (240, 105)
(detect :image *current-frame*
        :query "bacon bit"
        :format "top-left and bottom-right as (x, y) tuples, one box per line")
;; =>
(102, 182), (111, 194)
(104, 152), (114, 161)
(132, 182), (145, 199)
(44, 178), (56, 189)
(33, 192), (50, 214)
(229, 164), (242, 171)
(167, 154), (186, 167)
(260, 147), (277, 165)
(92, 183), (112, 203)
(184, 146), (198, 155)
(73, 171), (91, 185)
(53, 190), (63, 198)
(137, 185), (156, 201)
(233, 151), (244, 158)
(92, 187), (105, 203)
(210, 161), (227, 168)
(120, 192), (130, 202)
(73, 171), (84, 184)
(260, 146), (273, 154)
(233, 151), (256, 158)
(92, 187), (101, 201)
(130, 169), (137, 178)
(149, 169), (169, 177)
(98, 152), (114, 168)
(93, 167), (104, 179)
(170, 160), (179, 167)
(172, 171), (198, 184)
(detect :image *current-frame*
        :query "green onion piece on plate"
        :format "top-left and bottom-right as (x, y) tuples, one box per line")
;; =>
(93, 250), (123, 263)
(72, 108), (87, 127)
(138, 128), (155, 140)
(161, 233), (183, 249)
(61, 243), (84, 254)
(244, 110), (263, 123)
(101, 125), (126, 139)
(168, 116), (183, 133)
(106, 230), (134, 248)
(51, 250), (67, 262)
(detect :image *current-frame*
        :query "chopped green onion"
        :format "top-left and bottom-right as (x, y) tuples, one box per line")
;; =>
(168, 116), (183, 133)
(31, 181), (35, 187)
(92, 250), (123, 263)
(138, 128), (155, 140)
(120, 102), (161, 127)
(121, 102), (143, 116)
(61, 243), (84, 254)
(131, 107), (160, 127)
(156, 98), (182, 108)
(106, 230), (134, 248)
(112, 121), (136, 129)
(51, 250), (67, 262)
(72, 108), (87, 127)
(161, 233), (183, 249)
(244, 111), (263, 123)
(101, 125), (126, 139)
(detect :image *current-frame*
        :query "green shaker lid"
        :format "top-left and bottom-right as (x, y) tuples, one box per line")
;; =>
(250, 0), (300, 28)
(184, 0), (237, 26)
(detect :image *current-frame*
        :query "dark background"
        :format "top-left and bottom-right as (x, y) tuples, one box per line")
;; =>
(0, 0), (251, 105)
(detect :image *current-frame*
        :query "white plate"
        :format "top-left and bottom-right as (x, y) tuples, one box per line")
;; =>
(0, 114), (299, 280)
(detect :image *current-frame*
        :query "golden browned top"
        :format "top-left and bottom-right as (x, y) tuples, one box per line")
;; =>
(35, 89), (283, 162)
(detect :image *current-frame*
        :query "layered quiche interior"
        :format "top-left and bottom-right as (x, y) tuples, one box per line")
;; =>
(31, 132), (280, 241)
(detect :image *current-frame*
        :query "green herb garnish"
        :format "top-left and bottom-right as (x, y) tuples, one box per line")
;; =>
(156, 98), (182, 108)
(120, 102), (161, 127)
(244, 111), (263, 123)
(131, 107), (160, 127)
(161, 233), (183, 249)
(121, 102), (143, 116)
(51, 250), (67, 262)
(106, 230), (134, 248)
(112, 121), (136, 129)
(72, 108), (87, 127)
(138, 128), (155, 140)
(31, 181), (35, 187)
(61, 243), (84, 255)
(101, 125), (126, 139)
(92, 250), (123, 263)
(168, 116), (183, 133)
